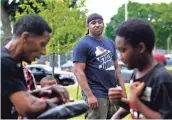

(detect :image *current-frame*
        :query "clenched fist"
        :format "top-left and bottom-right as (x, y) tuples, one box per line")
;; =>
(108, 86), (123, 104)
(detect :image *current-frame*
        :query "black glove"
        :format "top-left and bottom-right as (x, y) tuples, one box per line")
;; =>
(37, 100), (88, 119)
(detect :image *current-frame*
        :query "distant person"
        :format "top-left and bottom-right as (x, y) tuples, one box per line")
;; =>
(1, 14), (69, 119)
(40, 76), (57, 88)
(73, 13), (126, 119)
(109, 19), (172, 119)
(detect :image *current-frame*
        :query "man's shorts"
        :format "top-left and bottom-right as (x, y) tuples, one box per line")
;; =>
(84, 97), (119, 119)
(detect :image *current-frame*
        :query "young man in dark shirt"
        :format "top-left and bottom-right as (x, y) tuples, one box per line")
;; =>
(1, 15), (69, 119)
(108, 19), (172, 119)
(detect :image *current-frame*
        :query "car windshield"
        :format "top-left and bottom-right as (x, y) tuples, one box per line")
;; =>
(43, 65), (60, 72)
(42, 65), (53, 72)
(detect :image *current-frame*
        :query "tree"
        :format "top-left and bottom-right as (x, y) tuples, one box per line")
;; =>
(15, 0), (87, 54)
(1, 0), (18, 42)
(1, 0), (46, 45)
(40, 0), (87, 54)
(105, 1), (172, 50)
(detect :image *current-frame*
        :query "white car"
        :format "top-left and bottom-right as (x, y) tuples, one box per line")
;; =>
(165, 54), (172, 60)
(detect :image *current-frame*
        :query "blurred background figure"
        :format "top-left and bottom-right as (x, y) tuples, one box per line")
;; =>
(153, 53), (167, 65)
(40, 76), (57, 88)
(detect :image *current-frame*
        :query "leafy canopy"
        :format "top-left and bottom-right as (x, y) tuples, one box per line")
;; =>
(15, 0), (88, 54)
(105, 2), (172, 49)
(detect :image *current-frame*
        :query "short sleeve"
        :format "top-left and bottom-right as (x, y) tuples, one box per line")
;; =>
(151, 80), (172, 118)
(73, 40), (88, 63)
(1, 57), (27, 97)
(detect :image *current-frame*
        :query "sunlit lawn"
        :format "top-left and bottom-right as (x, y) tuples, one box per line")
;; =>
(165, 66), (172, 75)
(65, 83), (131, 120)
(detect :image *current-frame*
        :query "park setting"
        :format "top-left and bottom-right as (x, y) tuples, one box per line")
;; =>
(1, 0), (172, 119)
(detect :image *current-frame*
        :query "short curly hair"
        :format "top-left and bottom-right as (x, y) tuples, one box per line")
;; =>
(116, 19), (155, 53)
(13, 14), (52, 37)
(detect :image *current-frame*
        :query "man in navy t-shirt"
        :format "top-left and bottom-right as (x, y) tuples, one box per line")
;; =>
(73, 13), (126, 119)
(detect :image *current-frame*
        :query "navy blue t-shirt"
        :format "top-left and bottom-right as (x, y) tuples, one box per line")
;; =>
(73, 35), (118, 98)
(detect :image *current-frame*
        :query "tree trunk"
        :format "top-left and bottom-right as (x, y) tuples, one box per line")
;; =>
(1, 6), (12, 46)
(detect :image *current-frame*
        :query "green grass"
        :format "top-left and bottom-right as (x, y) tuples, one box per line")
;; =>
(65, 84), (131, 120)
(65, 84), (82, 100)
(65, 84), (83, 120)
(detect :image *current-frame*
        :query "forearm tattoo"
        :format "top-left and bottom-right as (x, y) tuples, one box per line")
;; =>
(25, 92), (46, 108)
(84, 87), (91, 94)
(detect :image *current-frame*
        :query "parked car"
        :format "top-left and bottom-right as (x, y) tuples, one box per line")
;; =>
(61, 60), (74, 72)
(165, 54), (172, 66)
(165, 54), (172, 60)
(26, 64), (76, 86)
(167, 58), (172, 66)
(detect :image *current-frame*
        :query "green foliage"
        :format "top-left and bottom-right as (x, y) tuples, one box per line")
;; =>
(15, 0), (45, 20)
(105, 4), (125, 40)
(1, 0), (46, 43)
(42, 0), (87, 54)
(15, 0), (87, 54)
(105, 2), (172, 49)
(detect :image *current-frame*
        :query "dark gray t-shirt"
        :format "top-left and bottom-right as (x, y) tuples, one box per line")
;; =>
(130, 63), (172, 119)
(73, 35), (118, 98)
(1, 47), (27, 119)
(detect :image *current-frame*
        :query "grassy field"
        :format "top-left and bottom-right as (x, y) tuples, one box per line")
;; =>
(65, 83), (131, 120)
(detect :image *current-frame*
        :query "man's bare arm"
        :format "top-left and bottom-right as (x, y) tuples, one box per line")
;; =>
(73, 62), (99, 108)
(10, 91), (49, 117)
(73, 63), (93, 97)
(111, 107), (129, 119)
(10, 84), (69, 118)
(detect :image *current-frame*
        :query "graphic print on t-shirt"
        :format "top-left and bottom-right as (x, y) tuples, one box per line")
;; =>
(95, 46), (115, 70)
(130, 79), (152, 119)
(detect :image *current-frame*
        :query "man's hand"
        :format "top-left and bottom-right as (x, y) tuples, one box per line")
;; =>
(45, 97), (62, 105)
(87, 95), (99, 109)
(47, 85), (69, 104)
(108, 86), (123, 104)
(130, 82), (145, 104)
(9, 85), (69, 117)
(31, 85), (69, 104)
(30, 89), (52, 97)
